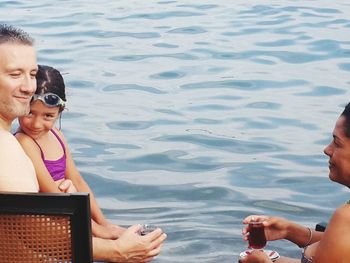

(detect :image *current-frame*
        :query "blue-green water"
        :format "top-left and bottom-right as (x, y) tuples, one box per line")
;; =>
(2, 1), (350, 262)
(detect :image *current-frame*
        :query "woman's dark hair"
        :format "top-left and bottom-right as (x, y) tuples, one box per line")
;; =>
(36, 65), (66, 111)
(341, 103), (350, 138)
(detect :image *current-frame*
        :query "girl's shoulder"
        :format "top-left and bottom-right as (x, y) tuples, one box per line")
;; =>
(52, 128), (68, 144)
(15, 131), (35, 145)
(14, 132), (42, 155)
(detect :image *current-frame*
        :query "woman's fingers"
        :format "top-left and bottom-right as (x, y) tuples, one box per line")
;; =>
(243, 215), (269, 224)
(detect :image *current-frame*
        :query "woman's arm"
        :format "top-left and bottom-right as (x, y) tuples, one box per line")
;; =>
(242, 215), (323, 247)
(284, 222), (323, 247)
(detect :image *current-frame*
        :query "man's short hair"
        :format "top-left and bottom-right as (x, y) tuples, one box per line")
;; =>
(0, 24), (34, 45)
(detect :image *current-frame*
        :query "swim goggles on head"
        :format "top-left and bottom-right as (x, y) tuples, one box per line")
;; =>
(31, 93), (66, 107)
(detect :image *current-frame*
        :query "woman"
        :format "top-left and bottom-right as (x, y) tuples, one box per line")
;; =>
(240, 102), (350, 263)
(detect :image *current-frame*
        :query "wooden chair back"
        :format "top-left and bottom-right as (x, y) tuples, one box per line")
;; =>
(0, 192), (92, 263)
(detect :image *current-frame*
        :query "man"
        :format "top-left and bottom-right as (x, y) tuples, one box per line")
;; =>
(0, 24), (166, 263)
(240, 103), (350, 262)
(0, 24), (39, 192)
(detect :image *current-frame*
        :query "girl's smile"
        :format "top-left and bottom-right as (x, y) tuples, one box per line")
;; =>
(18, 100), (59, 140)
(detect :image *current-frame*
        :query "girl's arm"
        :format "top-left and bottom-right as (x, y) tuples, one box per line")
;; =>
(15, 133), (62, 193)
(56, 129), (126, 237)
(16, 131), (123, 239)
(313, 204), (350, 262)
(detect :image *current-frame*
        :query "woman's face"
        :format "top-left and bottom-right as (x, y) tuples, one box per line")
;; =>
(18, 100), (60, 140)
(324, 115), (350, 188)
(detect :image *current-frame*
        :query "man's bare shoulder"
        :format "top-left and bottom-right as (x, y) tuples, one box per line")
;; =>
(0, 129), (18, 140)
(0, 130), (26, 153)
(0, 130), (39, 192)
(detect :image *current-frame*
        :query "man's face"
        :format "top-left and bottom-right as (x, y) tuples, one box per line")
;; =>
(324, 116), (350, 188)
(0, 43), (37, 124)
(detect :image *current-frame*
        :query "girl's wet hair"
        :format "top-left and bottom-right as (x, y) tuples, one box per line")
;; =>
(36, 65), (66, 111)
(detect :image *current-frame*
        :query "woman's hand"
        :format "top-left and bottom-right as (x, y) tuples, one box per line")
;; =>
(239, 250), (272, 263)
(242, 215), (291, 242)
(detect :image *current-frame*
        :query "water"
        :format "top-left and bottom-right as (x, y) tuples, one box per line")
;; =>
(2, 1), (350, 262)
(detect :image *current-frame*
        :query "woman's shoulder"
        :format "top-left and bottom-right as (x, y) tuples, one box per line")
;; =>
(313, 204), (350, 261)
(332, 204), (350, 221)
(325, 204), (350, 233)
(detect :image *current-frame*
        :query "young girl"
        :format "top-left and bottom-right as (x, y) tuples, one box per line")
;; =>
(15, 64), (125, 239)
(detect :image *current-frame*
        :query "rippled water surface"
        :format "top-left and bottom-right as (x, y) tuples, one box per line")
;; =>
(2, 1), (350, 262)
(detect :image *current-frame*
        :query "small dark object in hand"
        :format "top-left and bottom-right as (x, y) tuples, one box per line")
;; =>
(139, 224), (157, 236)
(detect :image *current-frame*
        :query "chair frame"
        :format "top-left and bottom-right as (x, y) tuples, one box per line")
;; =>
(0, 191), (93, 262)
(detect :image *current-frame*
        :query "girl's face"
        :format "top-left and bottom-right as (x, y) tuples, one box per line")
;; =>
(18, 100), (60, 140)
